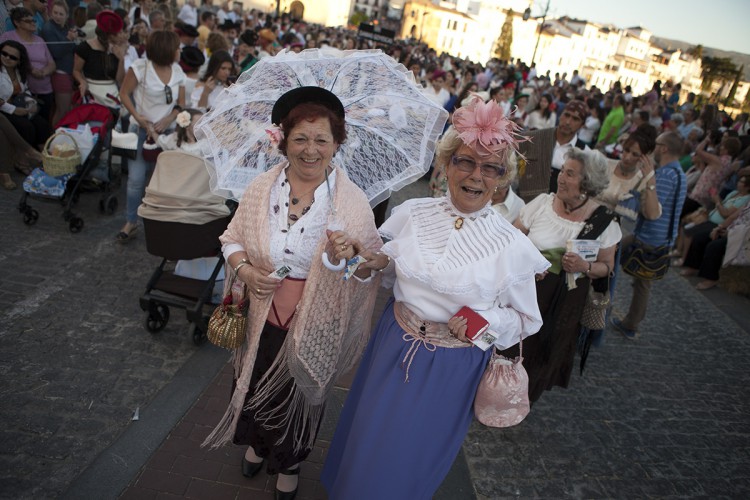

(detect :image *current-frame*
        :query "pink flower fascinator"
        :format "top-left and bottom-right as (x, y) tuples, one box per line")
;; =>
(452, 94), (526, 161)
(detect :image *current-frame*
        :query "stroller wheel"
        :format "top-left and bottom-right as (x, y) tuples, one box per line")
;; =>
(69, 216), (84, 233)
(100, 195), (118, 215)
(105, 195), (118, 215)
(145, 304), (170, 333)
(188, 323), (207, 346)
(23, 208), (39, 226)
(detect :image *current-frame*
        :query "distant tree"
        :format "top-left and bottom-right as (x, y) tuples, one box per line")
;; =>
(349, 10), (369, 27)
(494, 10), (514, 62)
(701, 56), (738, 94)
(725, 65), (743, 107)
(687, 44), (704, 60)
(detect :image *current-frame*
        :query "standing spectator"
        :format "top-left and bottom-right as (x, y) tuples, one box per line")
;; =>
(177, 0), (197, 27)
(81, 1), (103, 39)
(72, 10), (127, 108)
(196, 10), (214, 51)
(611, 132), (687, 339)
(422, 68), (450, 108)
(236, 29), (257, 73)
(4, 0), (46, 35)
(124, 17), (147, 71)
(524, 92), (556, 130)
(596, 94), (625, 148)
(1, 0), (26, 37)
(190, 49), (232, 110)
(577, 98), (601, 148)
(128, 0), (152, 29)
(116, 30), (185, 242)
(148, 9), (165, 31)
(516, 98), (589, 200)
(178, 45), (203, 102)
(41, 0), (77, 125)
(1, 7), (55, 121)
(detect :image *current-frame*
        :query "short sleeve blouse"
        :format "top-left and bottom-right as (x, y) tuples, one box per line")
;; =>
(75, 41), (119, 81)
(520, 193), (621, 251)
(130, 58), (186, 123)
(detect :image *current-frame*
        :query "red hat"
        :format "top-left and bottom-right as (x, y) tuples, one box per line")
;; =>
(96, 10), (123, 34)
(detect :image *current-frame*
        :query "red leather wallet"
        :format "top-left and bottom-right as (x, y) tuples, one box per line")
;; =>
(452, 306), (490, 340)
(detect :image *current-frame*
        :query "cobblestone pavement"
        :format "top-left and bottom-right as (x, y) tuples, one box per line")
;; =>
(2, 167), (750, 499)
(0, 176), (201, 499)
(465, 270), (750, 498)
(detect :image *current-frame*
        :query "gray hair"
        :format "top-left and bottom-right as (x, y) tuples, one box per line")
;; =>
(565, 148), (610, 197)
(670, 112), (684, 124)
(434, 127), (519, 186)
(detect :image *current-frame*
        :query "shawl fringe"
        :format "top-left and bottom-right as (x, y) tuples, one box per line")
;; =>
(201, 162), (381, 451)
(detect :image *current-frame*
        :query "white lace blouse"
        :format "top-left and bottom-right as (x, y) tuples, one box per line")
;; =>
(222, 167), (336, 279)
(519, 193), (622, 251)
(378, 196), (550, 349)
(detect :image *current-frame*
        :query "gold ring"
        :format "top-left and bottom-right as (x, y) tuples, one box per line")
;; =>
(340, 244), (346, 251)
(256, 288), (261, 294)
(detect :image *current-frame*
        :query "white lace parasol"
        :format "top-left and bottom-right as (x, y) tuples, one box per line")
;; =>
(195, 48), (449, 205)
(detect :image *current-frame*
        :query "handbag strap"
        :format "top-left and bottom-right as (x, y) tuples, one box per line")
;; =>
(577, 205), (615, 241)
(635, 164), (682, 243)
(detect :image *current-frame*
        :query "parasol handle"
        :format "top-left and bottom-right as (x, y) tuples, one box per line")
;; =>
(322, 252), (346, 271)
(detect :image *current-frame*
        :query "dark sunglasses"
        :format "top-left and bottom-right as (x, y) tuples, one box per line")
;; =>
(451, 155), (507, 179)
(164, 84), (172, 104)
(1, 51), (20, 61)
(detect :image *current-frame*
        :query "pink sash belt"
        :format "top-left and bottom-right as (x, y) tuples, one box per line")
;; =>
(393, 302), (471, 382)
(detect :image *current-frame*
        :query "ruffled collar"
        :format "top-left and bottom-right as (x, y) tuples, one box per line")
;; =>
(443, 191), (494, 219)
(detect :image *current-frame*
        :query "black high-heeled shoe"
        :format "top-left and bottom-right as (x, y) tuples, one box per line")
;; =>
(274, 465), (300, 500)
(241, 456), (265, 478)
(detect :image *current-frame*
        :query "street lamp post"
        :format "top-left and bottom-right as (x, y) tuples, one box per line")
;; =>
(419, 11), (429, 43)
(529, 0), (550, 66)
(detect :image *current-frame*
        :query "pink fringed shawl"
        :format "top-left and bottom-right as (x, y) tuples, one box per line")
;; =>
(202, 162), (382, 451)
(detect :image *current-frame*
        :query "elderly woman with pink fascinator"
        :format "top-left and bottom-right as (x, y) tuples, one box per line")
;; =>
(321, 96), (550, 499)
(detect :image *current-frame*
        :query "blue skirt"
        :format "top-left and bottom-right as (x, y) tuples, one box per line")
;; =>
(321, 299), (492, 500)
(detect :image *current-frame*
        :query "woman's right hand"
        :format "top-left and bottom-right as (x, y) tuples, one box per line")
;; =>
(203, 76), (217, 93)
(14, 105), (29, 116)
(237, 263), (281, 300)
(78, 81), (88, 98)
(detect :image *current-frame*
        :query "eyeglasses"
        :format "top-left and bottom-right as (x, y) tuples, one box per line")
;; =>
(164, 84), (172, 104)
(655, 142), (667, 147)
(0, 51), (19, 61)
(21, 18), (36, 24)
(451, 155), (507, 179)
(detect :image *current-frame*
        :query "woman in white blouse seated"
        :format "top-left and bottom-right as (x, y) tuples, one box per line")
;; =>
(202, 87), (381, 500)
(321, 96), (550, 499)
(190, 49), (234, 111)
(502, 147), (621, 402)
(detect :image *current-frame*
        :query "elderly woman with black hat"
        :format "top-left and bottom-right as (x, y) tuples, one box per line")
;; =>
(320, 96), (549, 499)
(201, 86), (381, 500)
(72, 9), (128, 107)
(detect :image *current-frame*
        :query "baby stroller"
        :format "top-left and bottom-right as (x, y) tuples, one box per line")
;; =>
(138, 151), (232, 345)
(17, 103), (121, 232)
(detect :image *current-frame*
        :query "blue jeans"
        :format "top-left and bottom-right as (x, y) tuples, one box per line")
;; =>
(125, 127), (155, 224)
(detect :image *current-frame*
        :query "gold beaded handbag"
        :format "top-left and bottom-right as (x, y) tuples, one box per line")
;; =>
(207, 274), (249, 349)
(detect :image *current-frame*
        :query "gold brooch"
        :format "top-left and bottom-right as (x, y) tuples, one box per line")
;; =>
(454, 217), (464, 230)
